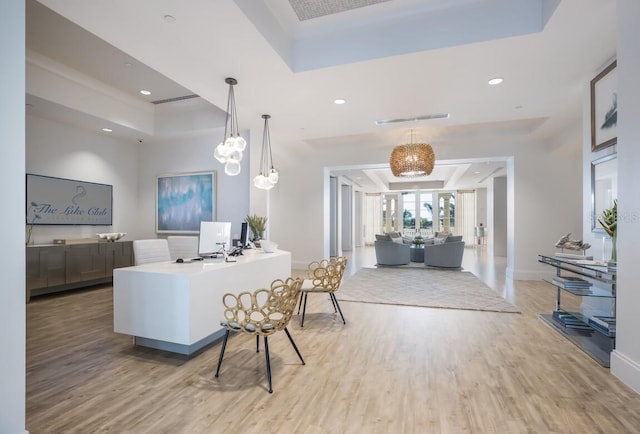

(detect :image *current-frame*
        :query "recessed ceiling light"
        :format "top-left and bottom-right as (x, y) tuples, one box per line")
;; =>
(140, 90), (151, 96)
(164, 14), (176, 24)
(102, 128), (113, 132)
(488, 77), (503, 85)
(334, 99), (346, 105)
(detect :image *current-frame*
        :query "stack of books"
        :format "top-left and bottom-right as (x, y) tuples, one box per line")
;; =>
(552, 311), (592, 330)
(551, 276), (593, 293)
(588, 316), (616, 336)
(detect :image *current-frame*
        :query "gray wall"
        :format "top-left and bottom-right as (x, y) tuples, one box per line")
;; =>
(1, 2), (26, 433)
(610, 0), (640, 393)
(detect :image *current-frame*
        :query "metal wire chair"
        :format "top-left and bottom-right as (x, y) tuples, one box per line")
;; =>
(215, 277), (304, 393)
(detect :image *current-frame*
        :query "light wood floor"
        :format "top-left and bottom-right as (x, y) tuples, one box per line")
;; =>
(26, 247), (640, 433)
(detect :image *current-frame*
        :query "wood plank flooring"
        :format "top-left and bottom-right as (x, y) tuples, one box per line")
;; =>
(26, 247), (640, 433)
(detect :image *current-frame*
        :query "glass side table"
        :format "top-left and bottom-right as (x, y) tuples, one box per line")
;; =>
(410, 245), (424, 262)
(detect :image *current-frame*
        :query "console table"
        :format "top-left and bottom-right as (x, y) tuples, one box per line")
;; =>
(26, 241), (133, 302)
(113, 249), (291, 355)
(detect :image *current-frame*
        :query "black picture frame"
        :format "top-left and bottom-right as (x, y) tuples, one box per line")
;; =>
(590, 60), (617, 152)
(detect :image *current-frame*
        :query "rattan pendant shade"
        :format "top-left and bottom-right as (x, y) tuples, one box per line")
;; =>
(389, 142), (435, 177)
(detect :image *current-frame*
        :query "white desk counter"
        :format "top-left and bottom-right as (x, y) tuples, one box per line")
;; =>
(113, 249), (291, 355)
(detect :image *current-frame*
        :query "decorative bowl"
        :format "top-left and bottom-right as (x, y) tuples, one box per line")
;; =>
(261, 240), (278, 253)
(97, 232), (127, 242)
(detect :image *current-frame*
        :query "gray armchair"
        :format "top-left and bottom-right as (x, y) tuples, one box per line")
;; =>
(375, 240), (410, 266)
(423, 239), (465, 268)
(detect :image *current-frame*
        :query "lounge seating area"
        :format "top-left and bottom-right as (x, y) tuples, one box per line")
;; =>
(374, 232), (466, 269)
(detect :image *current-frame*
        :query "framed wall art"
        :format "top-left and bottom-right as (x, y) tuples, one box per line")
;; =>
(590, 60), (617, 152)
(26, 174), (113, 225)
(156, 171), (216, 233)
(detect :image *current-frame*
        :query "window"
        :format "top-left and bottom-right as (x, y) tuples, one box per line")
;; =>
(402, 192), (416, 230)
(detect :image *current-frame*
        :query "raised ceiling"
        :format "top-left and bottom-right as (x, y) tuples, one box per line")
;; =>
(27, 0), (616, 191)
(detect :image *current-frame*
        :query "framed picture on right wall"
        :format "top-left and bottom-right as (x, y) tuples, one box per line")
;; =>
(590, 60), (617, 152)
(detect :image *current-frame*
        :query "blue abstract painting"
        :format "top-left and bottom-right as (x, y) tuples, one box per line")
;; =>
(156, 172), (215, 233)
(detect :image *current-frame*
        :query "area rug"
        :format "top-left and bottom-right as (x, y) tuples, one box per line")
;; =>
(336, 267), (520, 313)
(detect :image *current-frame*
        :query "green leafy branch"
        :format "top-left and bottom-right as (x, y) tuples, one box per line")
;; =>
(598, 199), (617, 237)
(245, 214), (267, 233)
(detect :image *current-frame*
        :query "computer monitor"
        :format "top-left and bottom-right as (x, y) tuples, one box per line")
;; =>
(239, 222), (249, 248)
(198, 221), (232, 256)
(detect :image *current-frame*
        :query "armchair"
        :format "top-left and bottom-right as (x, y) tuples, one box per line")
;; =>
(374, 240), (410, 266)
(423, 240), (465, 268)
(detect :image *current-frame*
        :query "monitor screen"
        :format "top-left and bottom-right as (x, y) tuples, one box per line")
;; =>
(239, 222), (249, 248)
(198, 221), (232, 255)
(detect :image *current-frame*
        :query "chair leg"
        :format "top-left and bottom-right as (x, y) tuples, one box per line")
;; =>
(264, 336), (273, 393)
(330, 293), (346, 324)
(297, 291), (304, 315)
(215, 329), (230, 378)
(300, 293), (308, 327)
(256, 335), (260, 352)
(284, 327), (305, 365)
(329, 293), (338, 313)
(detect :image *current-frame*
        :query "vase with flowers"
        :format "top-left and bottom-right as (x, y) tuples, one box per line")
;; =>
(598, 199), (617, 264)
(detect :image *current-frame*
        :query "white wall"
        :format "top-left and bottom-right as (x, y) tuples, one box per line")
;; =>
(26, 115), (141, 244)
(476, 187), (488, 229)
(267, 136), (582, 275)
(1, 2), (27, 433)
(610, 0), (640, 393)
(137, 134), (250, 241)
(493, 177), (508, 257)
(25, 118), (251, 245)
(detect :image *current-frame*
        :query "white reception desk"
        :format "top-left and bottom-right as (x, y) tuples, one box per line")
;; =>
(113, 249), (291, 355)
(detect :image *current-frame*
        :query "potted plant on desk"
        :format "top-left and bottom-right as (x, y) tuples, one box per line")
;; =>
(245, 214), (267, 243)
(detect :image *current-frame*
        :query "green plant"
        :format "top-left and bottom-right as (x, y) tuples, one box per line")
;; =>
(412, 235), (424, 246)
(598, 200), (617, 262)
(26, 201), (41, 245)
(245, 214), (267, 234)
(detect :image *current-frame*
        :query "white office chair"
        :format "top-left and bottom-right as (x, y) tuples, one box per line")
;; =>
(132, 239), (171, 265)
(167, 236), (199, 260)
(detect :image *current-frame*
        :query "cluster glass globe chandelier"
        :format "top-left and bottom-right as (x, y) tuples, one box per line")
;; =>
(389, 129), (435, 177)
(214, 77), (246, 176)
(254, 114), (279, 190)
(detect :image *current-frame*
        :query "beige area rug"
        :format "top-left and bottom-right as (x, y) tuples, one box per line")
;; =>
(336, 267), (520, 313)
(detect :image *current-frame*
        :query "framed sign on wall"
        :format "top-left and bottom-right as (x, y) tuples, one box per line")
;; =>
(156, 171), (216, 233)
(26, 174), (113, 225)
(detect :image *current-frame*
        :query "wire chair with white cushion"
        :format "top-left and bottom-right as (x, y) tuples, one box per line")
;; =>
(215, 277), (304, 393)
(297, 256), (348, 327)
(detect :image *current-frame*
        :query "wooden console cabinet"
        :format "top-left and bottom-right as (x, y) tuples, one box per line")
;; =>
(26, 241), (133, 302)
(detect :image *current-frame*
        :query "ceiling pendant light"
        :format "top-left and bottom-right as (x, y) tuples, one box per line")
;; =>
(215, 77), (246, 176)
(389, 129), (435, 177)
(254, 114), (279, 190)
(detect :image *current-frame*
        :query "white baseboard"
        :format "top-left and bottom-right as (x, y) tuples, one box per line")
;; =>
(611, 350), (640, 394)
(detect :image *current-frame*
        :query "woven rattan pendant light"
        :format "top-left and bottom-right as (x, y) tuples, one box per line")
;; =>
(389, 129), (435, 177)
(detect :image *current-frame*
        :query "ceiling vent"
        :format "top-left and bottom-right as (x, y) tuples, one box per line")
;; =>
(375, 113), (450, 125)
(152, 94), (200, 105)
